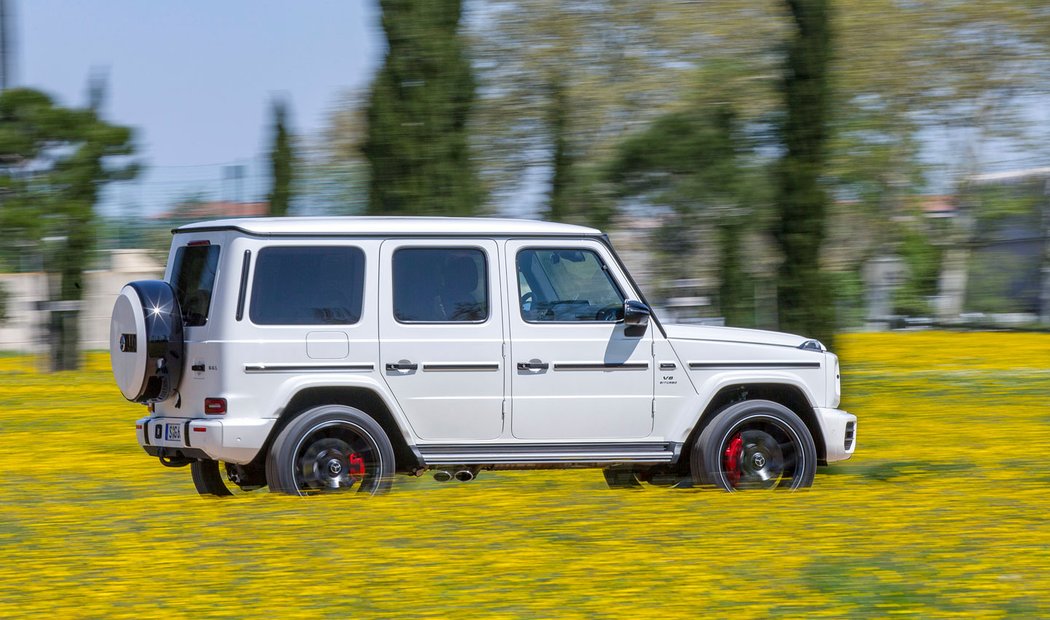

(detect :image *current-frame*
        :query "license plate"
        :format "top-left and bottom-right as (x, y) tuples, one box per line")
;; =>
(165, 423), (182, 442)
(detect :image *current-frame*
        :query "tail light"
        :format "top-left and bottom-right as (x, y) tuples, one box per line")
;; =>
(204, 398), (227, 415)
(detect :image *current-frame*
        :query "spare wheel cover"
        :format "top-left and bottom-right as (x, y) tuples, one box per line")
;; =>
(109, 281), (184, 402)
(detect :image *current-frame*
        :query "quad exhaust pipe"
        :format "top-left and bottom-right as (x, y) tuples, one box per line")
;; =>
(433, 468), (478, 482)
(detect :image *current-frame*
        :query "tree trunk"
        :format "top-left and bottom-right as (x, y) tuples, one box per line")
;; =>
(774, 0), (834, 347)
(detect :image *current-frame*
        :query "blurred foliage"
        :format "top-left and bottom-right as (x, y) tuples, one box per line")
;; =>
(363, 0), (481, 215)
(0, 88), (137, 370)
(829, 268), (866, 329)
(266, 97), (294, 217)
(969, 183), (1044, 221)
(891, 223), (943, 317)
(465, 0), (1049, 331)
(609, 96), (766, 327)
(295, 91), (369, 217)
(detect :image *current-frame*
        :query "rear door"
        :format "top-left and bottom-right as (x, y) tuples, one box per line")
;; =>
(378, 240), (505, 441)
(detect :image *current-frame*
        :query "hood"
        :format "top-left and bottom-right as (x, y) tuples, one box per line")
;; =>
(662, 324), (812, 349)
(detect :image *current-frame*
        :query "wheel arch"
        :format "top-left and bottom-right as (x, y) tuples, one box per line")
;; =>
(269, 386), (422, 473)
(684, 383), (827, 465)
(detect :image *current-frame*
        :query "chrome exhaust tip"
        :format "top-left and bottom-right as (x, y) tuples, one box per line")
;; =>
(433, 470), (453, 482)
(454, 469), (476, 482)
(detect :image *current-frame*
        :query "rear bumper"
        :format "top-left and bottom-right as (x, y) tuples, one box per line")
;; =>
(137, 416), (276, 465)
(814, 407), (857, 463)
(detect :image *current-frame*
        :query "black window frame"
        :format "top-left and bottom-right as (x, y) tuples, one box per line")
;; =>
(392, 246), (490, 324)
(170, 243), (221, 327)
(248, 245), (366, 326)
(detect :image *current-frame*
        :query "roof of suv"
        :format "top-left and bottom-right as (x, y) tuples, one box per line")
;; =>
(174, 217), (602, 237)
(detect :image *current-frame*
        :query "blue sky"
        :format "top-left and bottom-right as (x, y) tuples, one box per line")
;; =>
(19, 1), (382, 214)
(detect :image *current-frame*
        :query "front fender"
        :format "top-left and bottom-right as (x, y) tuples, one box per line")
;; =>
(666, 371), (821, 443)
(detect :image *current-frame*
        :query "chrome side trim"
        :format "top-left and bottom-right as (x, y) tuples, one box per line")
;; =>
(688, 362), (821, 370)
(244, 363), (375, 373)
(417, 442), (676, 465)
(422, 362), (501, 372)
(553, 362), (650, 372)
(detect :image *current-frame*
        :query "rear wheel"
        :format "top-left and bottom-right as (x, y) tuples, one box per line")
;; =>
(692, 400), (817, 491)
(266, 405), (395, 496)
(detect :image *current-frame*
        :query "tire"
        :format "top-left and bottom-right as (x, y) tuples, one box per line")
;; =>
(692, 400), (817, 491)
(191, 460), (265, 496)
(266, 405), (395, 496)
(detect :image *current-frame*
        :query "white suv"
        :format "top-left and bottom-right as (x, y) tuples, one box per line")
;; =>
(110, 217), (855, 495)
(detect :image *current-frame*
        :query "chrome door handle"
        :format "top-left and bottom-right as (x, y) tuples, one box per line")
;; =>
(385, 361), (418, 372)
(517, 361), (549, 371)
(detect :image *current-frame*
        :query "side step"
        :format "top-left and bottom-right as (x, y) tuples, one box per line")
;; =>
(417, 442), (680, 466)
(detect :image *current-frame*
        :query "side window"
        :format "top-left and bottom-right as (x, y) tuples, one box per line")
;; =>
(516, 248), (625, 322)
(171, 244), (220, 327)
(393, 248), (488, 323)
(250, 246), (364, 325)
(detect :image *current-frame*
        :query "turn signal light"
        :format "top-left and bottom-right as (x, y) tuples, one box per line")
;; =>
(204, 398), (227, 415)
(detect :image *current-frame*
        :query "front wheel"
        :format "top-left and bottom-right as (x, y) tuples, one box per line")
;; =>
(266, 405), (395, 496)
(692, 400), (817, 491)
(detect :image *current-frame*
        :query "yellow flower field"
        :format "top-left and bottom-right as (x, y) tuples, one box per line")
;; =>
(1, 332), (1048, 618)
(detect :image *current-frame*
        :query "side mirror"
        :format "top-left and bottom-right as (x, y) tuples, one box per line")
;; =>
(623, 299), (651, 327)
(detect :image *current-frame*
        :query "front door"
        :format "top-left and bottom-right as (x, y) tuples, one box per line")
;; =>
(505, 240), (654, 440)
(378, 239), (505, 441)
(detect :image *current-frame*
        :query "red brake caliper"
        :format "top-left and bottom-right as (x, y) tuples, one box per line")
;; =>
(724, 434), (743, 487)
(348, 453), (366, 478)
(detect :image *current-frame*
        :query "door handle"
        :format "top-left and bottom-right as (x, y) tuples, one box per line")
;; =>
(517, 361), (549, 371)
(385, 361), (419, 372)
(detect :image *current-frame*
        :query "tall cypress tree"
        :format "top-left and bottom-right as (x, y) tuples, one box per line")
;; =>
(363, 0), (480, 215)
(268, 98), (293, 216)
(774, 0), (834, 347)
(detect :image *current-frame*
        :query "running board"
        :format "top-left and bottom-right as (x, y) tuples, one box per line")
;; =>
(417, 442), (680, 465)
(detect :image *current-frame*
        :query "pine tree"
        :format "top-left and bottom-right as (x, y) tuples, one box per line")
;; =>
(0, 88), (137, 370)
(267, 98), (293, 216)
(774, 0), (834, 347)
(362, 0), (480, 215)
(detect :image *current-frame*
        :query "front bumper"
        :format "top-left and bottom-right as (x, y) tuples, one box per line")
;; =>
(814, 407), (857, 463)
(136, 416), (276, 465)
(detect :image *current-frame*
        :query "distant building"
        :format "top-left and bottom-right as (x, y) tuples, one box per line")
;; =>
(961, 167), (1050, 325)
(151, 200), (269, 223)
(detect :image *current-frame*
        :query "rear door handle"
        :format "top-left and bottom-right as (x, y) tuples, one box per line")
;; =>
(517, 361), (549, 371)
(385, 361), (419, 372)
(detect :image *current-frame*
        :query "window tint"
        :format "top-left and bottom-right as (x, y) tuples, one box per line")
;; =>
(171, 244), (220, 326)
(393, 248), (488, 322)
(250, 246), (364, 325)
(516, 249), (624, 322)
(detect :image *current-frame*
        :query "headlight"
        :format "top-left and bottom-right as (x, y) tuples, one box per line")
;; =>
(825, 353), (841, 409)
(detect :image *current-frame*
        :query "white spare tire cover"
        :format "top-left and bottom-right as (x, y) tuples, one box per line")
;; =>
(110, 280), (185, 403)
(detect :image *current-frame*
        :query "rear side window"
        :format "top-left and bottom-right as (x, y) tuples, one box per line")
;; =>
(171, 244), (221, 327)
(393, 248), (488, 323)
(250, 246), (365, 325)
